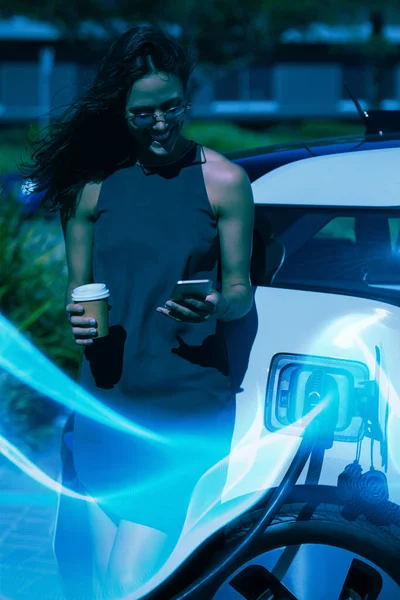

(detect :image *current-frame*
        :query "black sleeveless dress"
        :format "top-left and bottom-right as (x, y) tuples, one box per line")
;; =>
(72, 142), (236, 535)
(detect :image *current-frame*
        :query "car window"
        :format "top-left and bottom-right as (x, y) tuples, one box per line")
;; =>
(389, 218), (400, 252)
(254, 206), (400, 306)
(314, 217), (356, 243)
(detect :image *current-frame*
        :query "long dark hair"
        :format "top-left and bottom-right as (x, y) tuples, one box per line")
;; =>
(21, 25), (198, 219)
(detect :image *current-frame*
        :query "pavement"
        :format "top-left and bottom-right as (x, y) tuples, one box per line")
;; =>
(0, 426), (66, 600)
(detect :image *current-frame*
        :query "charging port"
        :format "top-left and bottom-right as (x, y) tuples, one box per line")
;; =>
(265, 353), (372, 443)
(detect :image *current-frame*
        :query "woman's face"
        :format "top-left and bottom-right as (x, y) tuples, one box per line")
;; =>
(125, 72), (187, 158)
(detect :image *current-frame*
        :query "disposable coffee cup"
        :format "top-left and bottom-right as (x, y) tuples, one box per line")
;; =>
(71, 283), (110, 338)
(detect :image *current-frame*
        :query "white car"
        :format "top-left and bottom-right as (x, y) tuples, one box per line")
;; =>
(236, 147), (400, 491)
(213, 146), (400, 600)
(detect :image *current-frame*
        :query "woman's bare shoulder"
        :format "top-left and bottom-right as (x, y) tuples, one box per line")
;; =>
(200, 146), (250, 215)
(201, 146), (247, 184)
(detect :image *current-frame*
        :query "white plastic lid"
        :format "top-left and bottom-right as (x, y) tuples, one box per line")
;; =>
(71, 283), (110, 301)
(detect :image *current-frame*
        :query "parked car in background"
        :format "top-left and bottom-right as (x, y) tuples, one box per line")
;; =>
(0, 172), (49, 218)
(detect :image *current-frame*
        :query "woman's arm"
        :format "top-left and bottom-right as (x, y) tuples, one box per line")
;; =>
(214, 163), (254, 322)
(156, 157), (254, 324)
(61, 183), (101, 305)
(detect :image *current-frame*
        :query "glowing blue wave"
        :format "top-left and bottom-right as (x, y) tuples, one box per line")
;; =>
(130, 402), (326, 600)
(0, 308), (323, 600)
(0, 313), (169, 446)
(2, 306), (395, 600)
(1, 389), (324, 600)
(0, 432), (95, 502)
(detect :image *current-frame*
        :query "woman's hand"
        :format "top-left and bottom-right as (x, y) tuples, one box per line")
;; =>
(156, 289), (228, 323)
(66, 303), (98, 345)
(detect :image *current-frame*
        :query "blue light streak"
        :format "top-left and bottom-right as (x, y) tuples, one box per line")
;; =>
(0, 313), (170, 445)
(2, 305), (379, 600)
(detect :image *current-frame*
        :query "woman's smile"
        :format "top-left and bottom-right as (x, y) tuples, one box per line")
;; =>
(150, 129), (174, 144)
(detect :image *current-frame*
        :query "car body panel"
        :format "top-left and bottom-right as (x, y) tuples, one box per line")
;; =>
(222, 140), (400, 512)
(251, 147), (400, 208)
(224, 286), (400, 506)
(231, 135), (400, 183)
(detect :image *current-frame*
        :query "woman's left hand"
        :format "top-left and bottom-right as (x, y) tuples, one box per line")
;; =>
(157, 289), (228, 323)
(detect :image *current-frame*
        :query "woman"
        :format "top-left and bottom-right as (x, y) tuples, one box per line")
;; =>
(25, 25), (254, 599)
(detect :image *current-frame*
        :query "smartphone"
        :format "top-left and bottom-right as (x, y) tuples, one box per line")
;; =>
(170, 279), (213, 301)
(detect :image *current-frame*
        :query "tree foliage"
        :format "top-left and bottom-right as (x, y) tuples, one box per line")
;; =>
(2, 0), (398, 54)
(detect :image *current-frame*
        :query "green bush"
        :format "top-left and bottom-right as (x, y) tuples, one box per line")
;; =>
(298, 119), (363, 139)
(0, 126), (32, 174)
(183, 120), (363, 154)
(184, 121), (261, 152)
(183, 120), (291, 153)
(0, 193), (80, 448)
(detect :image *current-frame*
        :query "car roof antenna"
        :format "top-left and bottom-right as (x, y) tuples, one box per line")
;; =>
(344, 83), (382, 137)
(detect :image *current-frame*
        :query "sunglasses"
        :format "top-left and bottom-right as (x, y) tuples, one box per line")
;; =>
(128, 104), (191, 128)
